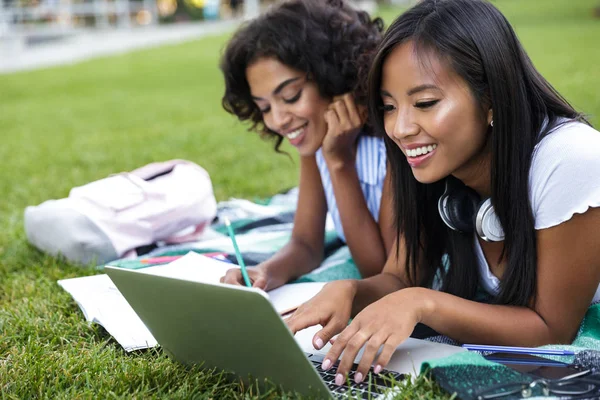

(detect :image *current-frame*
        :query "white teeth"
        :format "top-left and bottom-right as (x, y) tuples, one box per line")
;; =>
(407, 144), (437, 157)
(286, 127), (303, 140)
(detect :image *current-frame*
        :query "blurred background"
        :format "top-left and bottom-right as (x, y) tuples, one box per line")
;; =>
(0, 0), (418, 72)
(0, 0), (597, 200)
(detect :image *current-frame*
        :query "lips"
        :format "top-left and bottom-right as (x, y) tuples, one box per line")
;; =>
(284, 124), (307, 146)
(404, 143), (437, 168)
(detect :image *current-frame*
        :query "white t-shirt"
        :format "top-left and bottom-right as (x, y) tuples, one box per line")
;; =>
(476, 120), (600, 303)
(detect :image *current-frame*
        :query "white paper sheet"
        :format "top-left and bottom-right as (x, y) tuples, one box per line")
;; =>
(58, 274), (158, 351)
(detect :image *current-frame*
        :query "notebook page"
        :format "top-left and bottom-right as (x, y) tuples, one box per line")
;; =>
(137, 252), (233, 283)
(267, 282), (326, 314)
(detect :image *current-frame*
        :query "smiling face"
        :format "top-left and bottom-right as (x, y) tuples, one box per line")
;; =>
(380, 41), (492, 189)
(246, 57), (331, 157)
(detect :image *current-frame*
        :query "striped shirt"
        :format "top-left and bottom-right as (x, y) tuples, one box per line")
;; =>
(315, 135), (387, 243)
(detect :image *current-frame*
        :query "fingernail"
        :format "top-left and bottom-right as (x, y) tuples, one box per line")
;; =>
(315, 337), (324, 349)
(374, 364), (383, 374)
(322, 359), (331, 370)
(354, 372), (364, 384)
(335, 373), (344, 386)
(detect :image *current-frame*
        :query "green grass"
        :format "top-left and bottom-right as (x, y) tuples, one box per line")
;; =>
(1, 0), (598, 398)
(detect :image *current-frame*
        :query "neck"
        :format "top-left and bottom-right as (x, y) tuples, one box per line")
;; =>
(452, 140), (492, 198)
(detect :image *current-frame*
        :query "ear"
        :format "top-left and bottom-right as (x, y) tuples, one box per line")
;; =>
(487, 109), (493, 126)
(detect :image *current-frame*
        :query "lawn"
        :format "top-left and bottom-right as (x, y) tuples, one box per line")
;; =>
(1, 0), (598, 398)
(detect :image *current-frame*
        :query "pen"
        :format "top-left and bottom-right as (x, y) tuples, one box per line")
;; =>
(462, 344), (575, 356)
(223, 217), (252, 288)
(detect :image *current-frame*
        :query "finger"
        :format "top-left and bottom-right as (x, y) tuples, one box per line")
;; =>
(285, 309), (323, 335)
(334, 328), (372, 385)
(357, 104), (368, 125)
(252, 275), (267, 290)
(342, 93), (362, 127)
(373, 334), (405, 374)
(222, 270), (242, 285)
(312, 317), (346, 351)
(324, 109), (339, 132)
(355, 331), (390, 382)
(333, 100), (351, 130)
(320, 323), (357, 374)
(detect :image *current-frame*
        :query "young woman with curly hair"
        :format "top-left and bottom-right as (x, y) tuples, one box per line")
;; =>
(219, 0), (393, 291)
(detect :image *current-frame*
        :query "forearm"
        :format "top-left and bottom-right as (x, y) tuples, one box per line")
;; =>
(326, 160), (387, 277)
(257, 238), (323, 290)
(417, 288), (558, 346)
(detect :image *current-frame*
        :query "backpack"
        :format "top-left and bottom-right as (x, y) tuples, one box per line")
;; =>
(24, 160), (217, 265)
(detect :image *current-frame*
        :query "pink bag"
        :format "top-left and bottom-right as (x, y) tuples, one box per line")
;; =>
(25, 160), (217, 264)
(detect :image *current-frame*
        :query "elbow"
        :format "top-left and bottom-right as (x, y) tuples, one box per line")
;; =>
(530, 318), (579, 346)
(291, 237), (323, 267)
(355, 259), (385, 279)
(546, 327), (579, 346)
(351, 248), (387, 278)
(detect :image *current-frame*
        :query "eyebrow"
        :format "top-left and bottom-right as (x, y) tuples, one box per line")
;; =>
(407, 84), (440, 96)
(251, 77), (301, 100)
(380, 84), (441, 99)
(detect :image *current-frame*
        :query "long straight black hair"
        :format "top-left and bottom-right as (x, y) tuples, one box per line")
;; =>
(368, 0), (588, 306)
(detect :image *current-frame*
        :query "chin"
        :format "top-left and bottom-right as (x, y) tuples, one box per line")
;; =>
(411, 170), (445, 185)
(299, 140), (323, 157)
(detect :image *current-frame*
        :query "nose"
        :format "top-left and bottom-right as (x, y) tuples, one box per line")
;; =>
(268, 103), (292, 132)
(387, 108), (419, 141)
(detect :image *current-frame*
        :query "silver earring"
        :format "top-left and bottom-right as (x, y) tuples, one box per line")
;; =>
(490, 120), (494, 128)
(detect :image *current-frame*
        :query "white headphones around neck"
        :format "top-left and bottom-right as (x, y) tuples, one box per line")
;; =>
(437, 178), (505, 242)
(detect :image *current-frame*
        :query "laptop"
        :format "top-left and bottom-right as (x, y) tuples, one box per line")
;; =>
(105, 266), (460, 399)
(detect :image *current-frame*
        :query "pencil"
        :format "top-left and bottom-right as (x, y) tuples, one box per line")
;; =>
(223, 217), (252, 288)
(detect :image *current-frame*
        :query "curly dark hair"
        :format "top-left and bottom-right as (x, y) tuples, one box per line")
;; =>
(220, 0), (384, 152)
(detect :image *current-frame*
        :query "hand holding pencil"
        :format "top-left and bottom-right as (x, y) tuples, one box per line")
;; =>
(220, 217), (271, 290)
(220, 264), (270, 290)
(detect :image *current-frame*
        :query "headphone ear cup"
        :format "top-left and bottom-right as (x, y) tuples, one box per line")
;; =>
(438, 191), (457, 231)
(476, 198), (505, 242)
(438, 183), (480, 233)
(448, 187), (480, 233)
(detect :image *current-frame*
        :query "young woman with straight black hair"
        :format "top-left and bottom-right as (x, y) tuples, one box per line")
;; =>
(287, 0), (600, 387)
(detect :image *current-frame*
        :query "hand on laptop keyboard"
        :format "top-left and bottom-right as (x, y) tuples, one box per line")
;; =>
(306, 353), (404, 399)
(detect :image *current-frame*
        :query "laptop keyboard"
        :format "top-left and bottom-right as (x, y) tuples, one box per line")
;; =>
(305, 352), (404, 399)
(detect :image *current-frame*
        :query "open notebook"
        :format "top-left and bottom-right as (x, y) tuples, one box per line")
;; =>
(58, 252), (326, 351)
